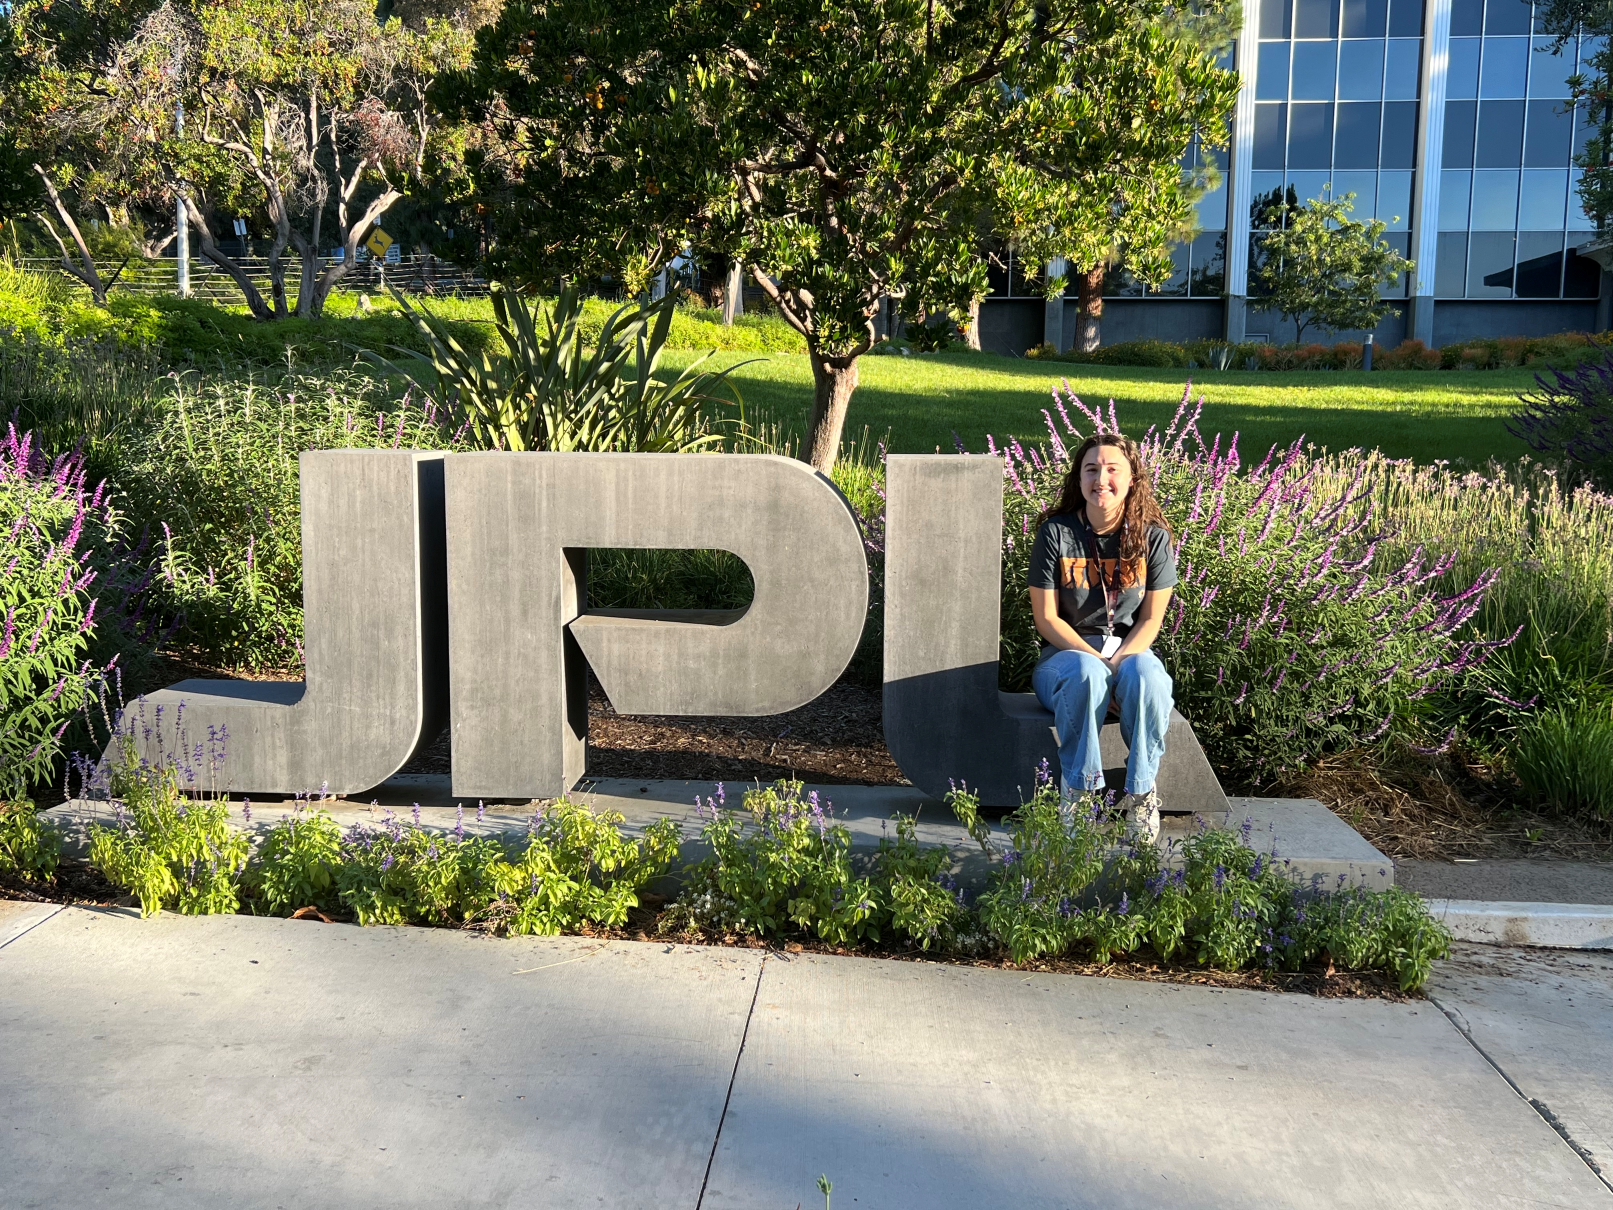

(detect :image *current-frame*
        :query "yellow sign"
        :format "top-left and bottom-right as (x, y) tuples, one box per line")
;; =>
(365, 228), (395, 259)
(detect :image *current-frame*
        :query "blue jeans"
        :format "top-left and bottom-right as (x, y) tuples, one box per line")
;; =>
(1031, 648), (1174, 795)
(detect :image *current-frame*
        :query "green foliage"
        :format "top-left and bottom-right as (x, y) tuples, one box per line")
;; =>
(245, 803), (343, 915)
(1512, 703), (1613, 823)
(373, 283), (742, 453)
(951, 776), (1451, 991)
(587, 548), (754, 610)
(0, 798), (60, 880)
(88, 739), (251, 917)
(113, 369), (463, 669)
(1253, 192), (1412, 343)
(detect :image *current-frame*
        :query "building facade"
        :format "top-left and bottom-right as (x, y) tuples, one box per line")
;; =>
(978, 0), (1607, 355)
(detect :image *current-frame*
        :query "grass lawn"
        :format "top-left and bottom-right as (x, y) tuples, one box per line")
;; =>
(676, 351), (1540, 465)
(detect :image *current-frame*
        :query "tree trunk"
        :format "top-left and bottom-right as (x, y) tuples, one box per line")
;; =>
(32, 166), (107, 306)
(804, 349), (859, 474)
(181, 196), (276, 321)
(722, 259), (744, 325)
(1076, 265), (1104, 353)
(965, 296), (982, 351)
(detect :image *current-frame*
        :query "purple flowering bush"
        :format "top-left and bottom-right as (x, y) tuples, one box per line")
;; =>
(1, 425), (154, 797)
(1509, 350), (1613, 490)
(990, 386), (1509, 784)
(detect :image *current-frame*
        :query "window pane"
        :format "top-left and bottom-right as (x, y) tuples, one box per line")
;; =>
(1574, 103), (1593, 158)
(1255, 104), (1289, 168)
(1514, 231), (1564, 296)
(1289, 171), (1335, 206)
(1103, 263), (1146, 298)
(1437, 232), (1469, 294)
(1529, 37), (1574, 97)
(1154, 243), (1191, 296)
(1444, 100), (1477, 167)
(1385, 38), (1422, 98)
(1389, 0), (1424, 36)
(1484, 0), (1531, 35)
(1518, 169), (1568, 227)
(1343, 0), (1388, 37)
(1258, 42), (1292, 100)
(1440, 170), (1472, 229)
(1190, 232), (1227, 296)
(1475, 99), (1525, 167)
(1447, 38), (1480, 98)
(1334, 102), (1383, 166)
(1383, 233), (1413, 295)
(1295, 0), (1341, 37)
(1480, 37), (1529, 97)
(1338, 39), (1386, 98)
(1251, 172), (1290, 225)
(1468, 231), (1517, 296)
(1381, 100), (1418, 166)
(1564, 233), (1602, 297)
(1524, 99), (1573, 166)
(1262, 0), (1294, 39)
(1449, 0), (1483, 36)
(1197, 174), (1229, 227)
(1471, 169), (1520, 228)
(1288, 103), (1335, 166)
(1379, 170), (1414, 229)
(1292, 41), (1339, 99)
(1570, 168), (1593, 226)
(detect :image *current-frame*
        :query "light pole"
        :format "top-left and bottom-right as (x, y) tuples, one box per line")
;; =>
(175, 101), (190, 299)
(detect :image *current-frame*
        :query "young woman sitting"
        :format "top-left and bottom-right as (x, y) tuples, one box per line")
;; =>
(1027, 432), (1178, 842)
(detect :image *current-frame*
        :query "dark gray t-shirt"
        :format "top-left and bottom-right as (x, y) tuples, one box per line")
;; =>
(1027, 512), (1179, 643)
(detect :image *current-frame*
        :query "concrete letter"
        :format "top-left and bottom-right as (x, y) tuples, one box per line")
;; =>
(882, 455), (1228, 811)
(110, 450), (450, 795)
(444, 453), (868, 799)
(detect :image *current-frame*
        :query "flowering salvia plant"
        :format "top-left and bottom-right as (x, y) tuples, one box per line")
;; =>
(988, 384), (1511, 782)
(0, 425), (153, 797)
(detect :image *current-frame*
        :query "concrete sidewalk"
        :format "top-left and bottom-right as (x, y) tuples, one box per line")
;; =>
(2, 902), (1609, 1209)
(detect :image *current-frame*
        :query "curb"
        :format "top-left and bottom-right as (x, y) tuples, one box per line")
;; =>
(1424, 899), (1613, 950)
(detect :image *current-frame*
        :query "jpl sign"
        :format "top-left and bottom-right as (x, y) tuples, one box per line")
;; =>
(118, 451), (1225, 810)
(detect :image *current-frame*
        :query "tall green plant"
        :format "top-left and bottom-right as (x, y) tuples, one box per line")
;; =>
(373, 282), (745, 453)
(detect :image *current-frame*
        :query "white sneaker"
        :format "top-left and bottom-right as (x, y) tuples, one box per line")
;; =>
(1120, 789), (1162, 844)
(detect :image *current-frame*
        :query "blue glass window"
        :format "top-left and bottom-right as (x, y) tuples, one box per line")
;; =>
(1389, 0), (1424, 36)
(1469, 231), (1517, 295)
(1288, 171), (1335, 206)
(1197, 174), (1229, 226)
(1258, 42), (1292, 99)
(1528, 37), (1574, 97)
(1484, 0), (1531, 36)
(1335, 102), (1382, 165)
(1385, 39), (1421, 97)
(1382, 101), (1418, 166)
(1255, 105), (1289, 169)
(1518, 169), (1568, 226)
(1480, 37), (1529, 97)
(1289, 104), (1335, 166)
(1574, 104), (1593, 157)
(1524, 99), (1573, 166)
(1262, 0), (1293, 39)
(1331, 170), (1379, 212)
(1570, 169), (1592, 225)
(1295, 0), (1341, 38)
(1383, 233), (1413, 295)
(1449, 0), (1482, 37)
(1444, 100), (1477, 167)
(1292, 41), (1339, 98)
(1189, 233), (1226, 296)
(1379, 170), (1414, 229)
(1338, 39), (1385, 97)
(1436, 233), (1469, 294)
(1470, 169), (1520, 228)
(1440, 171), (1472, 229)
(1514, 231), (1564, 295)
(1154, 243), (1191, 296)
(1475, 100), (1525, 166)
(1565, 236), (1601, 296)
(1343, 0), (1388, 37)
(1447, 39), (1481, 98)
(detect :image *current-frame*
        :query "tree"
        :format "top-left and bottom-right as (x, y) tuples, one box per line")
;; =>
(1534, 0), (1612, 229)
(1252, 191), (1411, 345)
(432, 0), (1238, 471)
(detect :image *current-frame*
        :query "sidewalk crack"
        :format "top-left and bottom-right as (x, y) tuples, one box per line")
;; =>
(0, 904), (65, 952)
(696, 953), (767, 1210)
(1430, 991), (1612, 1196)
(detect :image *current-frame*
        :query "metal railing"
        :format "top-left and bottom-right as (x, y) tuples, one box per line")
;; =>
(17, 253), (490, 303)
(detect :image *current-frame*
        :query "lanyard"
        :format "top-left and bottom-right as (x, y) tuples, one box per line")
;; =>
(1081, 514), (1126, 637)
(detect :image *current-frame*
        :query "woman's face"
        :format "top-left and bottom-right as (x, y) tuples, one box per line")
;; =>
(1080, 443), (1133, 516)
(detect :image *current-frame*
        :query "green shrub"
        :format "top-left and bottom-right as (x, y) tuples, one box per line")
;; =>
(0, 799), (60, 881)
(1511, 703), (1613, 822)
(244, 802), (343, 915)
(1038, 331), (1607, 372)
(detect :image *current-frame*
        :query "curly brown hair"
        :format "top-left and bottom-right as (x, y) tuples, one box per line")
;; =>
(1037, 432), (1172, 563)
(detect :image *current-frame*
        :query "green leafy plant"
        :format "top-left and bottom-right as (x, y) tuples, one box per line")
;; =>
(245, 802), (343, 915)
(87, 736), (251, 917)
(1511, 702), (1613, 823)
(373, 282), (744, 454)
(0, 798), (60, 880)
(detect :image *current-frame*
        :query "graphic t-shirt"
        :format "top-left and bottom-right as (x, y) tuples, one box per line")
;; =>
(1027, 512), (1179, 646)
